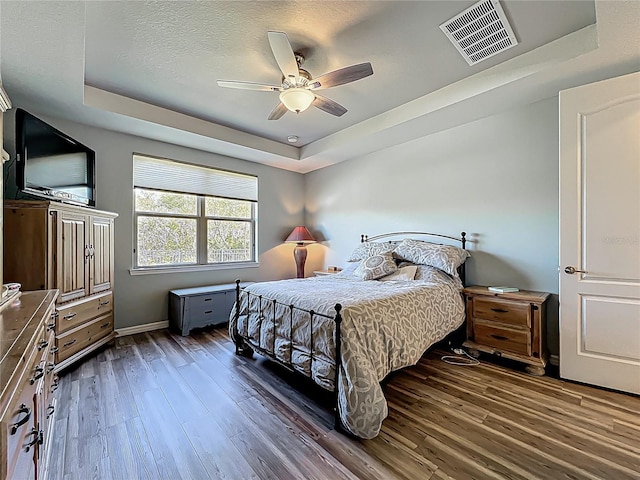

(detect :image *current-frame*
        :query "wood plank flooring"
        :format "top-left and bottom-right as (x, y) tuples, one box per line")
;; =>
(47, 327), (640, 480)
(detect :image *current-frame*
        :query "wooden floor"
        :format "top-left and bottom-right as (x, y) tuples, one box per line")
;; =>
(47, 327), (640, 480)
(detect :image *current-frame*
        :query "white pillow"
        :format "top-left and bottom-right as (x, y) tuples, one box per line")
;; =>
(394, 239), (469, 277)
(347, 242), (397, 262)
(379, 265), (418, 282)
(335, 261), (361, 277)
(357, 253), (397, 280)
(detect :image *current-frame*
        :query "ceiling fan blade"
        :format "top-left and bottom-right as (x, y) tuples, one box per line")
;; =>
(310, 62), (373, 90)
(312, 95), (347, 117)
(267, 31), (299, 80)
(217, 80), (281, 91)
(268, 102), (288, 120)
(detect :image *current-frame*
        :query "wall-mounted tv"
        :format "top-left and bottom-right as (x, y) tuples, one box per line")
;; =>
(16, 108), (95, 207)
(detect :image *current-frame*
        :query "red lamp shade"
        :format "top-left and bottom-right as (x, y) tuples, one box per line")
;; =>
(285, 226), (316, 245)
(285, 226), (316, 278)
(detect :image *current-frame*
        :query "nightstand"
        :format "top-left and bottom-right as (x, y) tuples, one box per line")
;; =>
(462, 286), (550, 375)
(314, 269), (340, 276)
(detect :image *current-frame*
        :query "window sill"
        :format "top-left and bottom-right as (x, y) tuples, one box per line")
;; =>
(129, 262), (259, 276)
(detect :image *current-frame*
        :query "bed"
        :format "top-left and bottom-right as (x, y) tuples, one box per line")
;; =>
(230, 231), (469, 439)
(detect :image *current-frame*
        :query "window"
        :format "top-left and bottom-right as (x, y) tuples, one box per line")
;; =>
(132, 155), (257, 271)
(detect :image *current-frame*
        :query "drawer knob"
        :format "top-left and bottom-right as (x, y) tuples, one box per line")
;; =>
(490, 334), (509, 341)
(10, 404), (31, 435)
(490, 308), (509, 313)
(63, 339), (77, 348)
(63, 312), (77, 320)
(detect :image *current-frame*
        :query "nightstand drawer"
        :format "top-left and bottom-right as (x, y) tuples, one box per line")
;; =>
(474, 321), (531, 356)
(473, 297), (530, 327)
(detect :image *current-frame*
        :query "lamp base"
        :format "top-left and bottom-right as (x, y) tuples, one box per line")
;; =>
(293, 244), (308, 278)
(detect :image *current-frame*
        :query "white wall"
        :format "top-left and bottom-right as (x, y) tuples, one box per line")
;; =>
(305, 97), (560, 354)
(3, 111), (305, 329)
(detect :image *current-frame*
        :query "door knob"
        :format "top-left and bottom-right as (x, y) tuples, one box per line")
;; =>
(564, 266), (587, 275)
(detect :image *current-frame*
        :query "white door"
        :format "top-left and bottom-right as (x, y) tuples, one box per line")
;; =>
(559, 71), (640, 394)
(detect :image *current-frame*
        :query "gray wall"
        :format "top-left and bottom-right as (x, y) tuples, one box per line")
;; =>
(3, 111), (305, 329)
(304, 97), (560, 355)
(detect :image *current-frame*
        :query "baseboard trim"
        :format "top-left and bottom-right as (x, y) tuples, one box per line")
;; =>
(116, 320), (169, 337)
(549, 354), (559, 366)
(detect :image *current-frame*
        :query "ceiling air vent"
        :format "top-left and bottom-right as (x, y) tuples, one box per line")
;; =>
(440, 0), (518, 66)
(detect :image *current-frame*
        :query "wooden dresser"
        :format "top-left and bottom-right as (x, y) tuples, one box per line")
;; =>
(4, 200), (117, 372)
(0, 290), (59, 480)
(463, 286), (550, 375)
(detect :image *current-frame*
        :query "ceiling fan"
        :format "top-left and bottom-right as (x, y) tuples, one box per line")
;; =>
(217, 31), (373, 120)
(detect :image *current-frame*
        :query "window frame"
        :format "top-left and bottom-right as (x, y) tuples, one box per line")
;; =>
(131, 187), (258, 274)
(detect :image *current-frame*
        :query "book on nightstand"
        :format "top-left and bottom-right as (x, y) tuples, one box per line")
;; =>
(488, 286), (520, 293)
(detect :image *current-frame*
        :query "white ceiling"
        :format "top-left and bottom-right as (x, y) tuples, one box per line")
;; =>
(1, 1), (639, 173)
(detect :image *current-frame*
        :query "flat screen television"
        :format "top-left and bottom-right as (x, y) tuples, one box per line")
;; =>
(15, 108), (95, 207)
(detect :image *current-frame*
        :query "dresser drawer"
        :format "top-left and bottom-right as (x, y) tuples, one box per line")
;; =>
(472, 297), (530, 327)
(474, 321), (531, 356)
(188, 292), (233, 326)
(56, 313), (114, 362)
(1, 349), (39, 480)
(56, 292), (113, 334)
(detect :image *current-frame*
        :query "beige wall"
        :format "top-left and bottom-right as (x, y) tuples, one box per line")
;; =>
(304, 97), (560, 354)
(3, 112), (305, 329)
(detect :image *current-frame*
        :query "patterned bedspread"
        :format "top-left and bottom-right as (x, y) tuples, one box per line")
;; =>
(229, 272), (465, 438)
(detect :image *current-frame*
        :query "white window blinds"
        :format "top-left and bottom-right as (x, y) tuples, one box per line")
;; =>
(133, 154), (258, 202)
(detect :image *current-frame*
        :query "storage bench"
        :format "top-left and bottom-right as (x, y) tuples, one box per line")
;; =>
(169, 282), (251, 336)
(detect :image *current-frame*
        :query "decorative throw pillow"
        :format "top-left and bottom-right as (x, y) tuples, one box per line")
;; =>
(347, 242), (397, 262)
(357, 253), (397, 280)
(394, 239), (469, 277)
(379, 265), (418, 282)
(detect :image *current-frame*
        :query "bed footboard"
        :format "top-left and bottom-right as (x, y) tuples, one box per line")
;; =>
(233, 280), (344, 431)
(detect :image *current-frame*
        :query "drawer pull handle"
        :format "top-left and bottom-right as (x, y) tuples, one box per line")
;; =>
(63, 312), (77, 320)
(490, 334), (509, 341)
(38, 339), (49, 350)
(30, 365), (45, 384)
(99, 300), (110, 306)
(204, 298), (212, 302)
(63, 339), (77, 348)
(204, 310), (213, 314)
(51, 378), (59, 393)
(47, 362), (56, 373)
(490, 308), (509, 313)
(10, 404), (31, 435)
(24, 428), (40, 452)
(47, 322), (56, 331)
(100, 322), (111, 329)
(47, 404), (55, 419)
(52, 311), (59, 319)
(50, 346), (59, 354)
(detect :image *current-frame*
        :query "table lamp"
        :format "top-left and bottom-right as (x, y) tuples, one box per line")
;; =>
(285, 226), (316, 278)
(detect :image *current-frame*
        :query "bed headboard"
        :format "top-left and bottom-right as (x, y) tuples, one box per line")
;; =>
(360, 231), (468, 285)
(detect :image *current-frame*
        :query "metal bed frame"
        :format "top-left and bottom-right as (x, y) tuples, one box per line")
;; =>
(233, 231), (467, 431)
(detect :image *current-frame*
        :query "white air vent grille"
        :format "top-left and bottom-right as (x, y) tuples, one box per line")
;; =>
(440, 0), (518, 66)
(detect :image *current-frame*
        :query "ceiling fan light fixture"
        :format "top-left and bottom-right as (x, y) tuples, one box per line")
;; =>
(279, 88), (315, 113)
